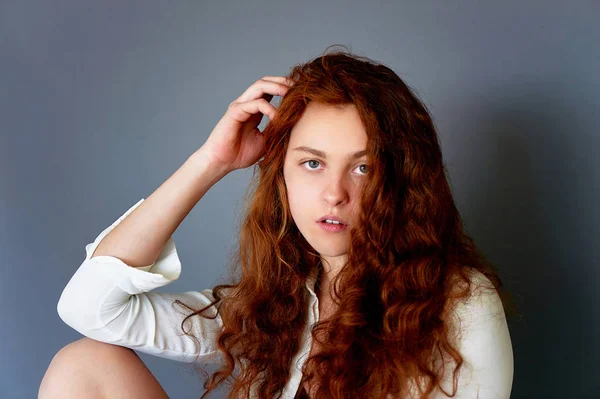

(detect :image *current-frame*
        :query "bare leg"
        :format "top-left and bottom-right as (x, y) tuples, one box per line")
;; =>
(39, 337), (169, 399)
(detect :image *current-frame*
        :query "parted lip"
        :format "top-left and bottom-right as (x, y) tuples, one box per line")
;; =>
(317, 215), (348, 225)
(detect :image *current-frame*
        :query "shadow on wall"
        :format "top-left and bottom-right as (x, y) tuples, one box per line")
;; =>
(450, 80), (597, 397)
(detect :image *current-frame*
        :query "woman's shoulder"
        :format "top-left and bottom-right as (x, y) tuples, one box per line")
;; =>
(450, 268), (504, 321)
(440, 268), (514, 397)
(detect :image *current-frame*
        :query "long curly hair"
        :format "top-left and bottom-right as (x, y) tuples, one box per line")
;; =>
(174, 45), (516, 399)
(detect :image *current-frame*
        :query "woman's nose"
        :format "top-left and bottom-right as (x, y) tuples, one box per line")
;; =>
(323, 175), (349, 206)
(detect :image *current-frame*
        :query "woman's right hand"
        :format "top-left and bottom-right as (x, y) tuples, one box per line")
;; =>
(198, 76), (293, 174)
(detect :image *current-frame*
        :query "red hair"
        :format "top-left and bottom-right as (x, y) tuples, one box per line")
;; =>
(175, 45), (516, 398)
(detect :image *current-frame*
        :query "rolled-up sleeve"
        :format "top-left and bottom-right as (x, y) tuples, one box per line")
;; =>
(57, 198), (224, 365)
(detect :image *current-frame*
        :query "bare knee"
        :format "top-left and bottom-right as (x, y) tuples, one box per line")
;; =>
(39, 337), (168, 399)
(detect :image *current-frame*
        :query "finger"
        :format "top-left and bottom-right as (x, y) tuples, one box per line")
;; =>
(262, 76), (294, 87)
(235, 79), (287, 104)
(234, 77), (291, 104)
(228, 98), (277, 124)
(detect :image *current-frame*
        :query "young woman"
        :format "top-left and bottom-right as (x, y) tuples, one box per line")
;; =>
(41, 47), (514, 398)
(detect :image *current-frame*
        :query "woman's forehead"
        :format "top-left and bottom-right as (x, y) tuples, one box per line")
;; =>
(287, 104), (367, 154)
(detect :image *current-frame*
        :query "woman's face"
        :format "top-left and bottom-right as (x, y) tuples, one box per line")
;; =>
(283, 102), (368, 270)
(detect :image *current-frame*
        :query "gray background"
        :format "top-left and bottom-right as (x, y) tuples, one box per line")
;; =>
(1, 0), (598, 398)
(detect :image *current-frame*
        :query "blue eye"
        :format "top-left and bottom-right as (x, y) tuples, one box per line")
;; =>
(302, 160), (321, 170)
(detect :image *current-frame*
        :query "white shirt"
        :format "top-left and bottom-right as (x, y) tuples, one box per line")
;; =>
(57, 198), (514, 398)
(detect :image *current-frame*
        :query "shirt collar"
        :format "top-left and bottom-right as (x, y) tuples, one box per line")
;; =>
(305, 267), (319, 296)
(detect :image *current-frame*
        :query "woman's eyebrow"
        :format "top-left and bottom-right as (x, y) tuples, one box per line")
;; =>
(292, 146), (367, 159)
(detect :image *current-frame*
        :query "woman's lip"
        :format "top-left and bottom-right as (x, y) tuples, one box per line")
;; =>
(317, 216), (348, 224)
(317, 221), (349, 232)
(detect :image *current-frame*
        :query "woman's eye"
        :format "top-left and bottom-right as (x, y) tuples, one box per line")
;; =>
(301, 161), (368, 174)
(302, 160), (321, 170)
(355, 164), (369, 175)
